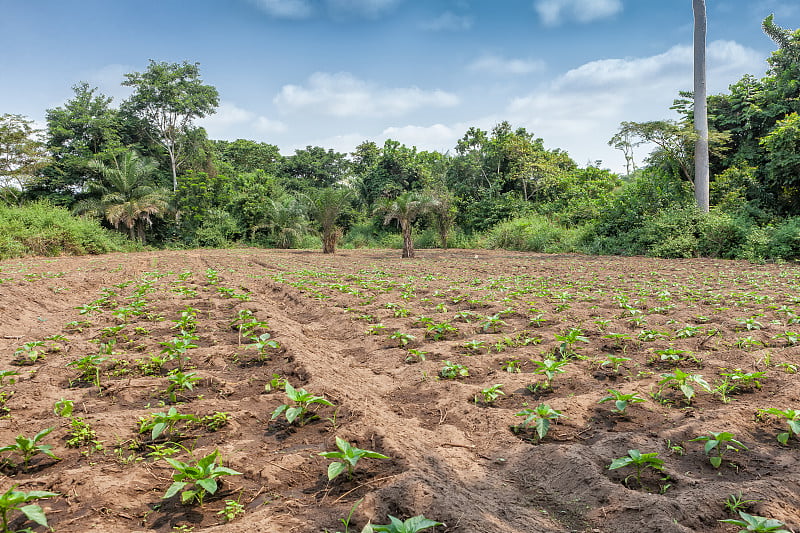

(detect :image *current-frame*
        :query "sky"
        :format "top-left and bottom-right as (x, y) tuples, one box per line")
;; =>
(2, 0), (800, 173)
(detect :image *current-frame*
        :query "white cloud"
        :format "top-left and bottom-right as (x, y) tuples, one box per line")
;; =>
(198, 101), (287, 138)
(380, 124), (459, 150)
(274, 72), (459, 117)
(468, 54), (546, 75)
(250, 0), (313, 19)
(419, 11), (473, 31)
(534, 0), (622, 26)
(509, 39), (764, 171)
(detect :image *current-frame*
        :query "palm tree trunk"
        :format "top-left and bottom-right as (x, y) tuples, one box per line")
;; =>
(401, 221), (415, 259)
(693, 0), (709, 212)
(322, 228), (338, 254)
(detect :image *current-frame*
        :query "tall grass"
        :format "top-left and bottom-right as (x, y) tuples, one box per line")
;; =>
(0, 201), (137, 259)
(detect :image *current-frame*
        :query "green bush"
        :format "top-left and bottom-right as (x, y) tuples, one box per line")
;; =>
(698, 210), (751, 259)
(482, 215), (573, 253)
(768, 217), (800, 260)
(0, 201), (135, 259)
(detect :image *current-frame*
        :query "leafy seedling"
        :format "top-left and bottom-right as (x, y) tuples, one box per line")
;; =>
(530, 358), (568, 390)
(0, 485), (59, 533)
(365, 515), (443, 533)
(656, 369), (711, 405)
(608, 449), (664, 487)
(690, 431), (747, 468)
(724, 492), (759, 515)
(757, 408), (800, 445)
(598, 389), (646, 414)
(164, 449), (241, 506)
(271, 383), (334, 426)
(140, 407), (200, 441)
(319, 436), (389, 481)
(554, 328), (589, 358)
(0, 427), (60, 471)
(719, 511), (790, 533)
(439, 361), (469, 379)
(475, 384), (505, 405)
(514, 404), (564, 442)
(165, 370), (201, 403)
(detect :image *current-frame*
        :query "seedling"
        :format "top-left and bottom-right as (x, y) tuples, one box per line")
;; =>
(719, 511), (790, 532)
(757, 408), (800, 445)
(479, 314), (507, 333)
(475, 384), (504, 405)
(674, 324), (703, 338)
(440, 361), (469, 379)
(13, 341), (46, 364)
(264, 373), (287, 392)
(608, 449), (664, 487)
(160, 335), (199, 372)
(724, 492), (759, 514)
(690, 431), (747, 468)
(366, 515), (443, 533)
(389, 332), (416, 347)
(0, 485), (59, 533)
(501, 359), (522, 373)
(0, 371), (19, 387)
(319, 436), (389, 481)
(719, 369), (765, 392)
(737, 317), (763, 331)
(53, 398), (74, 418)
(514, 404), (564, 441)
(0, 427), (60, 470)
(425, 322), (458, 341)
(599, 355), (630, 374)
(554, 328), (589, 358)
(67, 354), (108, 391)
(462, 339), (486, 353)
(271, 383), (334, 426)
(166, 370), (201, 403)
(773, 331), (800, 346)
(656, 369), (711, 405)
(598, 389), (646, 414)
(247, 333), (280, 356)
(405, 349), (428, 363)
(163, 449), (241, 506)
(366, 324), (386, 335)
(217, 498), (245, 522)
(530, 358), (568, 390)
(140, 407), (200, 441)
(65, 417), (102, 452)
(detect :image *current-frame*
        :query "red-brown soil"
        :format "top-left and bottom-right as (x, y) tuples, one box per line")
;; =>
(1, 248), (799, 533)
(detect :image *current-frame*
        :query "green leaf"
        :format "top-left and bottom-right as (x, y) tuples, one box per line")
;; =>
(328, 461), (347, 480)
(196, 477), (218, 495)
(164, 481), (187, 500)
(19, 504), (48, 527)
(777, 432), (789, 445)
(608, 456), (632, 470)
(286, 406), (303, 424)
(710, 456), (722, 468)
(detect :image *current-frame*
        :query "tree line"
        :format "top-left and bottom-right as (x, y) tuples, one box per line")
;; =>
(2, 16), (800, 261)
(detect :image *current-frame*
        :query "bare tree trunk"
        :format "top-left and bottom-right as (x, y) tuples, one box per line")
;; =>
(693, 0), (710, 212)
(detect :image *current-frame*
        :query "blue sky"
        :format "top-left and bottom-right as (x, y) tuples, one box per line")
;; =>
(2, 0), (799, 172)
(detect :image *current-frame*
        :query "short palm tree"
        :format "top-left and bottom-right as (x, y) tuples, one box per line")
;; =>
(374, 191), (437, 258)
(254, 196), (307, 248)
(74, 151), (170, 243)
(305, 187), (350, 254)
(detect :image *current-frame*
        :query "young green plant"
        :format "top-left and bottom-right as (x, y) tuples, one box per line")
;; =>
(319, 436), (389, 481)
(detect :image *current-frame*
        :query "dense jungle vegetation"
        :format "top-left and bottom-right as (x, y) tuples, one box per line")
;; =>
(2, 17), (800, 262)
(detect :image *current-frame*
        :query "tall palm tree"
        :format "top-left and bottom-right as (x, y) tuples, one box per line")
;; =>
(305, 187), (351, 254)
(74, 150), (170, 243)
(374, 191), (437, 258)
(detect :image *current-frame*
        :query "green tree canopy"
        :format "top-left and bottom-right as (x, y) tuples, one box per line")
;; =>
(122, 60), (219, 191)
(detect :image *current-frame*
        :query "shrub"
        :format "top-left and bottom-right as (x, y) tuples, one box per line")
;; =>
(0, 201), (135, 259)
(483, 215), (572, 253)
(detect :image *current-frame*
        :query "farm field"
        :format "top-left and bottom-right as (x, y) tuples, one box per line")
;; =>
(0, 248), (799, 533)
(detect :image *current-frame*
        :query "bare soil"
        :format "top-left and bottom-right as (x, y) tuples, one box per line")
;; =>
(1, 248), (799, 533)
